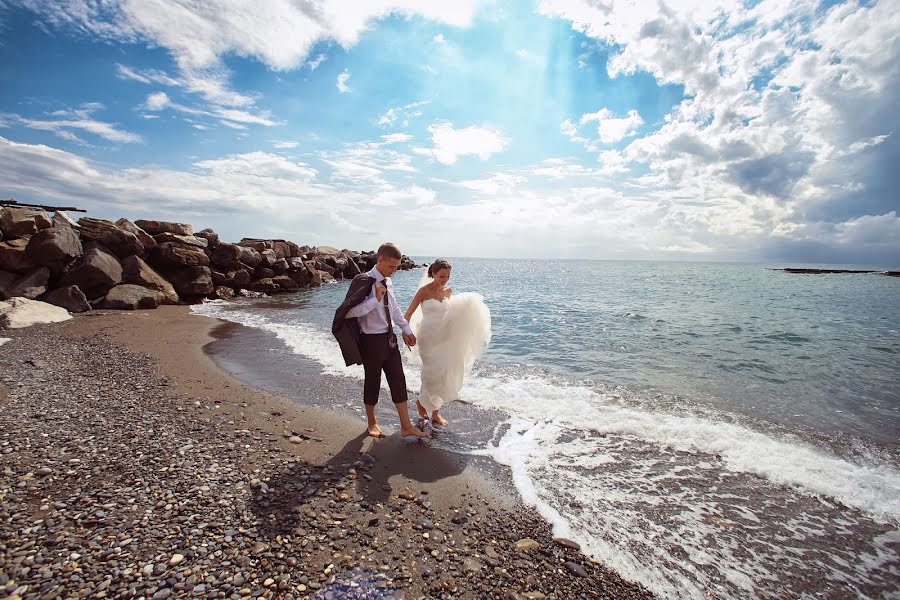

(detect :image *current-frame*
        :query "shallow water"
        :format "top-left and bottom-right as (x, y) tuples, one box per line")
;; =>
(193, 259), (900, 598)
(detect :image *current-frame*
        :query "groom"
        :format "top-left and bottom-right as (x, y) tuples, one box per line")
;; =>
(332, 243), (429, 439)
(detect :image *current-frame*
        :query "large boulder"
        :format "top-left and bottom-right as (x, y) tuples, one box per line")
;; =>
(272, 275), (299, 292)
(0, 270), (16, 299)
(222, 268), (252, 289)
(42, 285), (91, 313)
(0, 240), (37, 273)
(6, 267), (50, 300)
(272, 241), (291, 259)
(212, 286), (235, 300)
(60, 243), (122, 299)
(315, 245), (341, 256)
(285, 241), (302, 257)
(289, 265), (311, 287)
(246, 278), (276, 294)
(152, 232), (208, 249)
(210, 243), (243, 270)
(164, 266), (214, 298)
(25, 225), (83, 265)
(342, 254), (362, 278)
(260, 249), (277, 267)
(237, 246), (262, 268)
(238, 239), (271, 253)
(272, 258), (290, 275)
(148, 242), (209, 268)
(196, 228), (220, 247)
(0, 297), (71, 329)
(0, 207), (52, 239)
(100, 284), (166, 310)
(53, 211), (81, 230)
(134, 220), (193, 236)
(78, 217), (144, 258)
(115, 218), (156, 249)
(121, 256), (179, 304)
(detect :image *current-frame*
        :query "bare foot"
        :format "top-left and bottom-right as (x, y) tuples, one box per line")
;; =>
(399, 426), (430, 439)
(432, 412), (449, 427)
(416, 400), (428, 418)
(367, 425), (385, 438)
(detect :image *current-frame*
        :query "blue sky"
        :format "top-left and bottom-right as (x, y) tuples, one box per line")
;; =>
(0, 0), (898, 264)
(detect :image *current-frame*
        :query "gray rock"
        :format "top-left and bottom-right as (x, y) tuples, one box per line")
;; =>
(564, 561), (588, 577)
(121, 256), (179, 304)
(100, 284), (166, 310)
(60, 243), (122, 299)
(42, 285), (91, 313)
(115, 218), (156, 249)
(0, 207), (52, 238)
(148, 242), (209, 268)
(237, 246), (262, 268)
(210, 243), (243, 270)
(0, 240), (37, 274)
(78, 217), (144, 258)
(152, 232), (208, 249)
(6, 267), (50, 299)
(133, 219), (193, 236)
(164, 266), (214, 298)
(196, 228), (219, 247)
(272, 275), (298, 292)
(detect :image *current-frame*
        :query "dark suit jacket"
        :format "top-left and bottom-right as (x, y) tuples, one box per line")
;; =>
(332, 273), (377, 366)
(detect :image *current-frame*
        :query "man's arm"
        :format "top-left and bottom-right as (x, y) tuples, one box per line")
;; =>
(343, 277), (379, 319)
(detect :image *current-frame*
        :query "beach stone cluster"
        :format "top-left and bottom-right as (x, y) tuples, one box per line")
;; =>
(0, 207), (418, 315)
(0, 325), (655, 600)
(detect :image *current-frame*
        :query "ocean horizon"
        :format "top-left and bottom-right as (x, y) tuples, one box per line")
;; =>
(193, 257), (900, 598)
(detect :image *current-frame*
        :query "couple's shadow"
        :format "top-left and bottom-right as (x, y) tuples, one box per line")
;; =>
(250, 429), (467, 538)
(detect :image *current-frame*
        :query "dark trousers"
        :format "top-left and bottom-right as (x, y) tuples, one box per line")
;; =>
(360, 333), (408, 406)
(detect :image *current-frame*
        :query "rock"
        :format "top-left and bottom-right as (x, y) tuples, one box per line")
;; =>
(196, 228), (219, 247)
(237, 246), (262, 268)
(77, 217), (144, 258)
(213, 286), (235, 300)
(461, 557), (484, 573)
(289, 265), (311, 287)
(115, 218), (156, 248)
(342, 254), (362, 278)
(315, 245), (341, 256)
(210, 243), (243, 270)
(25, 225), (83, 265)
(42, 285), (91, 313)
(246, 278), (276, 294)
(564, 561), (588, 578)
(169, 553), (184, 566)
(164, 266), (214, 298)
(320, 271), (335, 284)
(121, 256), (179, 304)
(6, 267), (50, 299)
(152, 232), (208, 249)
(513, 538), (540, 552)
(0, 270), (16, 299)
(272, 258), (290, 275)
(256, 266), (275, 279)
(148, 242), (209, 268)
(553, 537), (581, 551)
(53, 211), (81, 229)
(133, 219), (193, 236)
(60, 243), (122, 299)
(0, 240), (37, 274)
(238, 239), (271, 253)
(0, 207), (52, 238)
(271, 241), (291, 259)
(260, 249), (277, 267)
(272, 275), (299, 292)
(0, 297), (71, 329)
(100, 284), (166, 310)
(222, 269), (251, 289)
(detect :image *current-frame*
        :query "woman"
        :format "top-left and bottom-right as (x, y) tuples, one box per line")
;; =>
(404, 258), (492, 427)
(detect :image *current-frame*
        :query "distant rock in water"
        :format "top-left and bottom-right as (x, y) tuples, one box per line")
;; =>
(775, 268), (898, 276)
(0, 207), (422, 321)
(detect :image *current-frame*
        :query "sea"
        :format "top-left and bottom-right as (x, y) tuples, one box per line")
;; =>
(191, 259), (900, 599)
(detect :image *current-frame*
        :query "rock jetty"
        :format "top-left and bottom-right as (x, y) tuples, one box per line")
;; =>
(0, 207), (419, 315)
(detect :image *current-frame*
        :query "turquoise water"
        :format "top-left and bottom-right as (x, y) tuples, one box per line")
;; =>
(194, 259), (900, 598)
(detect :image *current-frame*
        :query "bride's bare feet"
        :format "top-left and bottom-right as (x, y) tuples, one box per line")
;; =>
(400, 425), (430, 439)
(416, 400), (428, 418)
(367, 424), (385, 438)
(431, 412), (449, 427)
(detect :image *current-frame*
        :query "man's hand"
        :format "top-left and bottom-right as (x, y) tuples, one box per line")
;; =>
(403, 332), (417, 348)
(374, 282), (387, 302)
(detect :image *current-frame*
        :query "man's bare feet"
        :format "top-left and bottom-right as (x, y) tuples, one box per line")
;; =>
(431, 412), (449, 427)
(399, 426), (430, 439)
(367, 424), (385, 438)
(416, 400), (428, 418)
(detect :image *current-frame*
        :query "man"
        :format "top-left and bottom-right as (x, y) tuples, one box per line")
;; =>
(333, 243), (429, 439)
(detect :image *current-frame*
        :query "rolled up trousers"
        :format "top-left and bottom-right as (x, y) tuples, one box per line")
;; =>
(359, 332), (408, 405)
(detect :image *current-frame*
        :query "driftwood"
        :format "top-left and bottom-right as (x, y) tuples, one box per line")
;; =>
(0, 199), (86, 213)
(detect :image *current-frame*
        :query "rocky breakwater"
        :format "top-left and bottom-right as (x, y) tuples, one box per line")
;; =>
(0, 207), (418, 318)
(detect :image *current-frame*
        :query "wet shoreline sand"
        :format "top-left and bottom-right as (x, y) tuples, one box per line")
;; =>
(0, 305), (655, 599)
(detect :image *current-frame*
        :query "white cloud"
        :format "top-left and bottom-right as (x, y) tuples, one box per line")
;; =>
(141, 92), (280, 127)
(272, 140), (299, 149)
(433, 33), (446, 44)
(580, 108), (644, 144)
(415, 121), (507, 165)
(306, 53), (327, 71)
(376, 100), (429, 128)
(2, 105), (142, 144)
(381, 133), (413, 144)
(456, 173), (525, 195)
(371, 185), (436, 206)
(337, 69), (351, 93)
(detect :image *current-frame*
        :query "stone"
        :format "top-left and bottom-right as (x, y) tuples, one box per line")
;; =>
(553, 537), (581, 551)
(42, 285), (91, 313)
(563, 561), (588, 578)
(60, 243), (122, 299)
(461, 557), (484, 573)
(272, 258), (289, 275)
(246, 278), (276, 294)
(77, 217), (144, 258)
(237, 246), (262, 268)
(196, 228), (219, 247)
(0, 240), (37, 274)
(513, 539), (540, 552)
(115, 218), (156, 248)
(121, 256), (179, 304)
(25, 225), (83, 265)
(256, 266), (275, 279)
(100, 284), (166, 310)
(152, 232), (208, 249)
(315, 245), (341, 256)
(272, 275), (299, 292)
(238, 239), (271, 253)
(0, 207), (52, 238)
(222, 269), (251, 289)
(271, 241), (290, 259)
(0, 297), (71, 329)
(169, 554), (185, 566)
(148, 242), (209, 268)
(260, 249), (277, 267)
(53, 211), (81, 229)
(6, 267), (50, 299)
(134, 219), (193, 236)
(289, 265), (311, 287)
(213, 286), (235, 300)
(164, 266), (214, 298)
(0, 270), (16, 299)
(210, 244), (243, 270)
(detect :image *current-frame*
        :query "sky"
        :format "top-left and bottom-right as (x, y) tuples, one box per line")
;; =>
(0, 0), (898, 265)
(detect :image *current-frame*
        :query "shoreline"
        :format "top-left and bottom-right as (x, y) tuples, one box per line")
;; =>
(0, 306), (655, 599)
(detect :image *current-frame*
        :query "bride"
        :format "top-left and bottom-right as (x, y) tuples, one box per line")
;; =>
(403, 258), (492, 427)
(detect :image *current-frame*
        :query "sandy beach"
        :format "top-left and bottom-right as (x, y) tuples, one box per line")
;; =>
(0, 306), (654, 599)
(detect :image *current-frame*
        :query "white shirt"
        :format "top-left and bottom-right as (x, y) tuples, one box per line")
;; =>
(345, 267), (413, 336)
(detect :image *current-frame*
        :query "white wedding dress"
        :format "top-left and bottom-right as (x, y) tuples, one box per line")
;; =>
(408, 282), (492, 415)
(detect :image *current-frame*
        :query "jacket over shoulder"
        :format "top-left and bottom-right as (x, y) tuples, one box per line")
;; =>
(332, 273), (376, 366)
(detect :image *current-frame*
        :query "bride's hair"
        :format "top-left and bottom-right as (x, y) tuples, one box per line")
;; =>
(427, 258), (452, 277)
